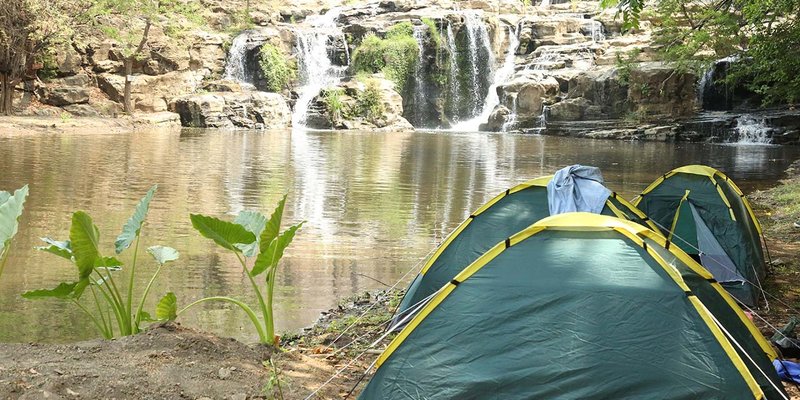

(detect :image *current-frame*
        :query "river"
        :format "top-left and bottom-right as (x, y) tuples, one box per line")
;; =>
(1, 128), (798, 343)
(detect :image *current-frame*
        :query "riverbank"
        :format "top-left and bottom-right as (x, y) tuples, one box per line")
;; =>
(0, 113), (181, 135)
(0, 290), (399, 399)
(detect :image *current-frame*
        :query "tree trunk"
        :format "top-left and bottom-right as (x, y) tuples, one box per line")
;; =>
(123, 57), (133, 115)
(0, 73), (9, 116)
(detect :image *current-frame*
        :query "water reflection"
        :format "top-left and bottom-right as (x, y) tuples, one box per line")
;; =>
(0, 129), (797, 343)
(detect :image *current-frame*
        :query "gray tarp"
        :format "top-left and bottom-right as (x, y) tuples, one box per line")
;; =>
(547, 165), (611, 215)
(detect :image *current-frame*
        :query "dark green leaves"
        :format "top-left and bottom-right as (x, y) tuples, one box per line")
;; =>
(0, 185), (28, 256)
(156, 292), (177, 321)
(115, 185), (157, 254)
(147, 245), (179, 265)
(190, 214), (255, 251)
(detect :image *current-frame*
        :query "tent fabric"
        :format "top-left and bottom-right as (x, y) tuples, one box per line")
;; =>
(361, 214), (784, 400)
(690, 202), (744, 283)
(633, 165), (766, 306)
(394, 175), (659, 317)
(547, 164), (611, 215)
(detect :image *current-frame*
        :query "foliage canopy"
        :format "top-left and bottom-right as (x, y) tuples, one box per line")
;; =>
(604, 0), (800, 104)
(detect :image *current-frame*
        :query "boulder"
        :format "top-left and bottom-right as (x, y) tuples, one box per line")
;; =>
(97, 70), (206, 112)
(305, 75), (413, 131)
(39, 87), (90, 107)
(63, 104), (101, 117)
(482, 105), (511, 131)
(547, 97), (593, 121)
(566, 67), (628, 118)
(628, 62), (698, 117)
(168, 91), (291, 129)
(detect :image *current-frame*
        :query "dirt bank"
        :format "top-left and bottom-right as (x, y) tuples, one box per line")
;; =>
(0, 290), (398, 399)
(0, 114), (180, 135)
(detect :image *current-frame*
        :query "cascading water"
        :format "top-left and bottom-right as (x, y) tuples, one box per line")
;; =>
(734, 115), (773, 144)
(223, 31), (255, 89)
(292, 8), (348, 128)
(445, 23), (461, 124)
(463, 12), (495, 118)
(453, 24), (519, 131)
(412, 25), (428, 126)
(590, 20), (605, 42)
(501, 95), (518, 132)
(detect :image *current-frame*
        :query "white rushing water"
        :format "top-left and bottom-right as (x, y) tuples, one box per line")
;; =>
(445, 23), (461, 123)
(292, 8), (348, 128)
(223, 31), (256, 89)
(453, 24), (519, 131)
(734, 115), (773, 144)
(412, 25), (428, 125)
(463, 12), (495, 117)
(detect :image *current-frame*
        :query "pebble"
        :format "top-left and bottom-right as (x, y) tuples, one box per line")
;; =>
(230, 394), (246, 400)
(218, 368), (231, 380)
(66, 388), (79, 397)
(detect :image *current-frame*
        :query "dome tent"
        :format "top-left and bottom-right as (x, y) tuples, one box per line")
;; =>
(633, 165), (766, 306)
(360, 214), (785, 399)
(394, 174), (660, 318)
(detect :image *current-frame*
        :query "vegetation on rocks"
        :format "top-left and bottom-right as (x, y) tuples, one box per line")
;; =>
(355, 78), (386, 125)
(322, 87), (346, 125)
(352, 22), (419, 92)
(605, 0), (800, 104)
(258, 43), (294, 92)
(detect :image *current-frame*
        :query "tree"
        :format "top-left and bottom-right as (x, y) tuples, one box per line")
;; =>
(603, 0), (800, 104)
(0, 0), (85, 115)
(90, 0), (202, 114)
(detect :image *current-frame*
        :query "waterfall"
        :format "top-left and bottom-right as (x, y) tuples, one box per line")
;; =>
(734, 115), (772, 144)
(292, 8), (348, 128)
(445, 23), (461, 124)
(464, 12), (495, 117)
(223, 31), (255, 89)
(540, 0), (550, 7)
(590, 20), (605, 42)
(412, 25), (428, 126)
(453, 24), (519, 131)
(501, 95), (518, 132)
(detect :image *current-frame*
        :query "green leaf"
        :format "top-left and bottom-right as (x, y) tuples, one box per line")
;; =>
(114, 185), (157, 254)
(95, 256), (123, 268)
(234, 211), (267, 257)
(156, 292), (177, 321)
(147, 245), (179, 265)
(70, 212), (102, 279)
(251, 221), (303, 276)
(22, 281), (79, 299)
(260, 195), (287, 253)
(189, 214), (255, 252)
(0, 185), (29, 256)
(138, 310), (156, 322)
(37, 237), (73, 260)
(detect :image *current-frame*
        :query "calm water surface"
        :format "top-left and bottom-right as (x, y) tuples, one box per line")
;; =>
(1, 128), (798, 343)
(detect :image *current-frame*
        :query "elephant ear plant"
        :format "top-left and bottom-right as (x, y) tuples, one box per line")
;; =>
(23, 185), (180, 339)
(158, 195), (303, 346)
(0, 185), (29, 280)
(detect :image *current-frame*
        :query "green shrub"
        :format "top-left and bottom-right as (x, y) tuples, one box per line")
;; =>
(352, 23), (419, 92)
(356, 79), (386, 125)
(323, 88), (346, 125)
(258, 44), (294, 92)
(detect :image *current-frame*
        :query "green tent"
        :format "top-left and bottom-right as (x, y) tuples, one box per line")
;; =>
(633, 165), (766, 306)
(395, 175), (660, 316)
(361, 214), (784, 399)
